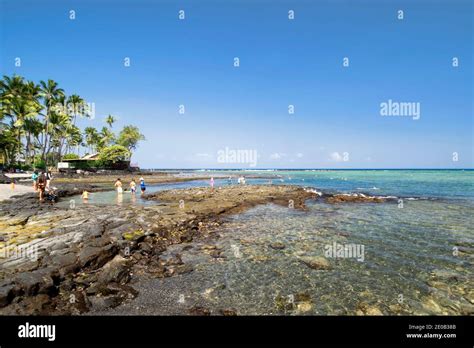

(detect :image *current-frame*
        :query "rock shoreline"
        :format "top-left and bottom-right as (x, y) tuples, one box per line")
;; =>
(0, 184), (322, 315)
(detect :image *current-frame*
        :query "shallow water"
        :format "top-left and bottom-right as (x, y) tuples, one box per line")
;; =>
(58, 178), (267, 207)
(77, 170), (473, 315)
(138, 198), (473, 315)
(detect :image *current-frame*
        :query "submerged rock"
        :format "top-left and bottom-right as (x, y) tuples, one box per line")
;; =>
(296, 301), (313, 313)
(269, 242), (286, 250)
(299, 256), (332, 270)
(188, 306), (211, 316)
(326, 194), (387, 204)
(219, 308), (237, 316)
(356, 302), (383, 316)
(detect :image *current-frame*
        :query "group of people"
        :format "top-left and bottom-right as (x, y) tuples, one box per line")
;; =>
(114, 177), (146, 195)
(81, 177), (147, 202)
(32, 170), (56, 202)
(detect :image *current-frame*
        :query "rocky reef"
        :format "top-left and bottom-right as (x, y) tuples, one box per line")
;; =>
(0, 184), (317, 315)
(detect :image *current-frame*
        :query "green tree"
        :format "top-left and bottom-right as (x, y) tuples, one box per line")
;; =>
(84, 126), (100, 154)
(105, 114), (116, 129)
(98, 144), (130, 165)
(98, 126), (115, 151)
(116, 125), (145, 154)
(39, 79), (65, 163)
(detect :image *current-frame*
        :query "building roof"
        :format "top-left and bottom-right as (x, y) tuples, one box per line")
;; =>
(62, 153), (100, 162)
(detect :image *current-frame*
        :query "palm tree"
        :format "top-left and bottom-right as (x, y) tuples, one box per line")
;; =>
(84, 126), (99, 154)
(98, 126), (115, 150)
(9, 96), (41, 164)
(117, 125), (145, 156)
(49, 110), (72, 162)
(64, 125), (82, 156)
(67, 94), (85, 126)
(105, 114), (116, 129)
(23, 117), (43, 163)
(39, 79), (64, 164)
(23, 81), (42, 164)
(0, 76), (42, 165)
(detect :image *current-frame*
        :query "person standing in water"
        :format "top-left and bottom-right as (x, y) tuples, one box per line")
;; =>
(130, 179), (137, 194)
(45, 170), (53, 189)
(31, 171), (39, 191)
(114, 178), (123, 194)
(139, 177), (146, 195)
(37, 172), (46, 202)
(210, 177), (214, 190)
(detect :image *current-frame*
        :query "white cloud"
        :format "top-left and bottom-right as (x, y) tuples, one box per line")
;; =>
(270, 153), (286, 160)
(196, 153), (211, 158)
(330, 152), (343, 162)
(296, 153), (304, 158)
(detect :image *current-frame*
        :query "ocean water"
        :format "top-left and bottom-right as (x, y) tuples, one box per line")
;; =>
(67, 170), (474, 315)
(221, 169), (474, 201)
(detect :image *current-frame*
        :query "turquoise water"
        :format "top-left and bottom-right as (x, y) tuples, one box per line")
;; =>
(62, 170), (474, 206)
(149, 198), (473, 315)
(59, 179), (222, 207)
(64, 170), (474, 315)
(139, 170), (473, 315)
(218, 169), (474, 200)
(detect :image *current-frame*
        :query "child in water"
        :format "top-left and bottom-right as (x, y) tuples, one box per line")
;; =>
(130, 179), (137, 194)
(139, 177), (146, 195)
(114, 178), (123, 194)
(82, 190), (89, 201)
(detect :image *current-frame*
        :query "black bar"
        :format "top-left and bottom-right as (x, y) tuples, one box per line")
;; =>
(0, 315), (472, 346)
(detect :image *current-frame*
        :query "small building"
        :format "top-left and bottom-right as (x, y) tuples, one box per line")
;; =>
(58, 153), (130, 171)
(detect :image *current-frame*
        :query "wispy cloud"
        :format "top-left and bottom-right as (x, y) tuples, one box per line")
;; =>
(195, 153), (211, 158)
(270, 153), (286, 160)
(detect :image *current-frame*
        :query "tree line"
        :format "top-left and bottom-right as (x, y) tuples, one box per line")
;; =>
(0, 75), (145, 169)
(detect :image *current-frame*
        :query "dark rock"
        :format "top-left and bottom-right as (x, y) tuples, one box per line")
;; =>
(209, 250), (222, 258)
(299, 256), (332, 270)
(220, 308), (237, 316)
(188, 306), (211, 316)
(13, 294), (54, 315)
(88, 295), (122, 310)
(174, 264), (194, 275)
(0, 283), (17, 307)
(51, 252), (78, 278)
(96, 255), (131, 285)
(326, 194), (387, 204)
(138, 242), (152, 253)
(13, 268), (57, 297)
(269, 242), (286, 250)
(69, 291), (91, 313)
(159, 253), (183, 266)
(78, 244), (117, 268)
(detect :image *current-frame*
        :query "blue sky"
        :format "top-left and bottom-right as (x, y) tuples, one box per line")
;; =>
(1, 0), (472, 169)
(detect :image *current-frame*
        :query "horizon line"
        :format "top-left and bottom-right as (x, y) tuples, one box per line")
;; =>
(140, 168), (474, 171)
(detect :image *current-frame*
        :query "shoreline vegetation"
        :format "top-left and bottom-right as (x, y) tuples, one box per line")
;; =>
(0, 172), (399, 315)
(0, 75), (145, 171)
